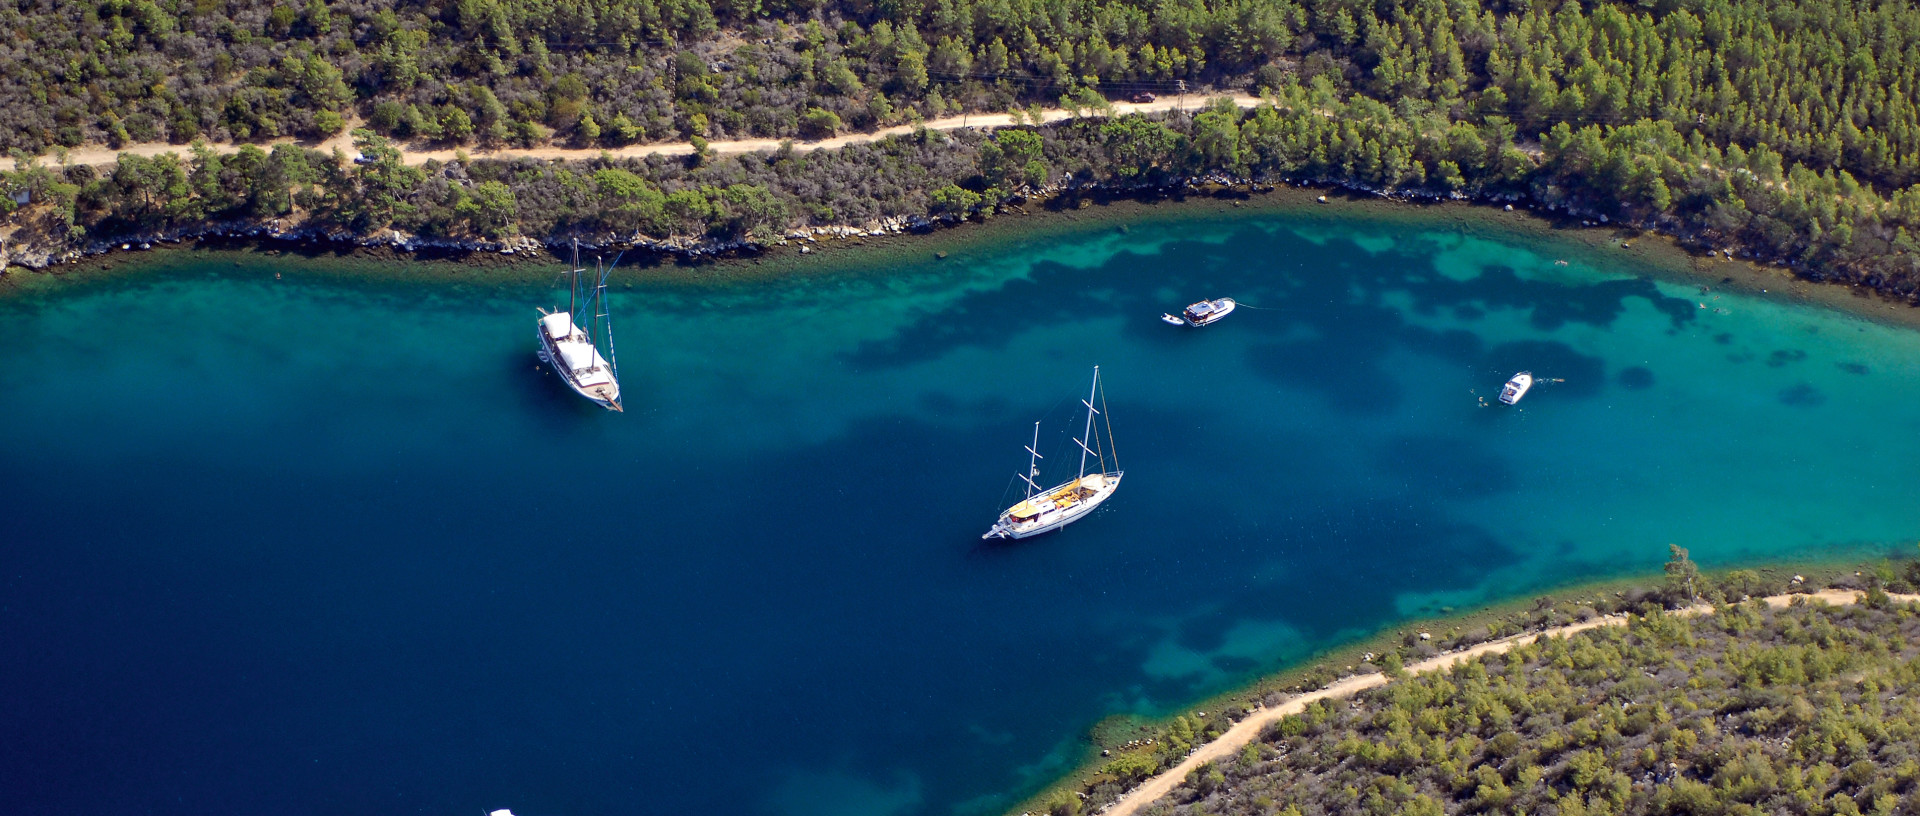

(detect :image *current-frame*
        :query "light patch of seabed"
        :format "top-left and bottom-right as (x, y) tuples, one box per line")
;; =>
(1421, 229), (1637, 288)
(764, 767), (924, 816)
(0, 275), (531, 470)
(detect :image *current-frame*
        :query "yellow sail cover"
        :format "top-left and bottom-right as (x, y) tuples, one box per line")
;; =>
(1008, 499), (1041, 518)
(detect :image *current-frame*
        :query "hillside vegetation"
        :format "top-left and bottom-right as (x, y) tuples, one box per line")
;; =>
(1141, 588), (1920, 816)
(3, 0), (1920, 296)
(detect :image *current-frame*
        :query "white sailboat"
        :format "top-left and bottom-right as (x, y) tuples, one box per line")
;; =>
(984, 367), (1123, 540)
(538, 241), (623, 411)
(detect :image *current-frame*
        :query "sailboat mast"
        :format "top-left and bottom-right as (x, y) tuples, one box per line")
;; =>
(1100, 372), (1116, 473)
(1076, 366), (1099, 479)
(1025, 421), (1040, 498)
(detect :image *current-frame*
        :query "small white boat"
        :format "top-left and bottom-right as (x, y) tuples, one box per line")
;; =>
(1176, 298), (1236, 326)
(1160, 313), (1186, 325)
(984, 367), (1123, 540)
(1499, 371), (1533, 405)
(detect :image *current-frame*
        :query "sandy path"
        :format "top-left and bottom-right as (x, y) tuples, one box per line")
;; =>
(1100, 589), (1918, 816)
(3, 95), (1263, 172)
(6, 129), (361, 171)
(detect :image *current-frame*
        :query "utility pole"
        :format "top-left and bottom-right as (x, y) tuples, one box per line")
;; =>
(1175, 79), (1187, 112)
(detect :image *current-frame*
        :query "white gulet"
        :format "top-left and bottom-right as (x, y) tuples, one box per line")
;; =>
(983, 367), (1123, 540)
(537, 241), (623, 411)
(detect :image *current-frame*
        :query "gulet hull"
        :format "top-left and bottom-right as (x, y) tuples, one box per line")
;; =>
(538, 322), (622, 411)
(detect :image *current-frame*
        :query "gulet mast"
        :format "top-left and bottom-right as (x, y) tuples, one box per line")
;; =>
(595, 251), (623, 380)
(568, 239), (581, 322)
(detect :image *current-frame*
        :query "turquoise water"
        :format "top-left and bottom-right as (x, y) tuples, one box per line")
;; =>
(4, 206), (1918, 816)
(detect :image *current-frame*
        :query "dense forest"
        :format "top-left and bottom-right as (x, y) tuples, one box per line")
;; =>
(4, 0), (1920, 297)
(1041, 556), (1920, 816)
(5, 0), (1919, 190)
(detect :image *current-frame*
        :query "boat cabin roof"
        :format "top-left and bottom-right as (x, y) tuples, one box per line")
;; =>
(542, 311), (577, 339)
(556, 340), (612, 384)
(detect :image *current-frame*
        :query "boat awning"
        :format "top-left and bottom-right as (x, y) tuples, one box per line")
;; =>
(542, 312), (576, 339)
(1008, 499), (1041, 518)
(556, 340), (602, 374)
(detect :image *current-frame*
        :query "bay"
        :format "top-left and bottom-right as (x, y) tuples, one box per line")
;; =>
(3, 202), (1916, 816)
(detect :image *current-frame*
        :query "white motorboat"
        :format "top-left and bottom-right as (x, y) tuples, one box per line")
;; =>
(1175, 297), (1236, 326)
(1499, 371), (1533, 405)
(984, 367), (1123, 540)
(1160, 313), (1186, 325)
(538, 241), (623, 411)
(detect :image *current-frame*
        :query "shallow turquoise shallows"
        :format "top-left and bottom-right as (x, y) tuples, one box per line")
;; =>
(4, 205), (1917, 816)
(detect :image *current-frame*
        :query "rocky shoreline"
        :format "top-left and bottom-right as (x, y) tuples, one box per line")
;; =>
(0, 169), (1867, 306)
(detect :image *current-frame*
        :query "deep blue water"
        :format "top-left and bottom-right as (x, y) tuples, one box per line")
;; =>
(4, 205), (1918, 816)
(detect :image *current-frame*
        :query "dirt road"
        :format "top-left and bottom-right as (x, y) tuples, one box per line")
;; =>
(3, 95), (1264, 172)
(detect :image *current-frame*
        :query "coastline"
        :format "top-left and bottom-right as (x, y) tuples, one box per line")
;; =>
(1002, 552), (1914, 816)
(16, 181), (1920, 336)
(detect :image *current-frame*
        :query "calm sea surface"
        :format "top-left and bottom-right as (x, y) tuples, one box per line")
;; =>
(5, 204), (1918, 816)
